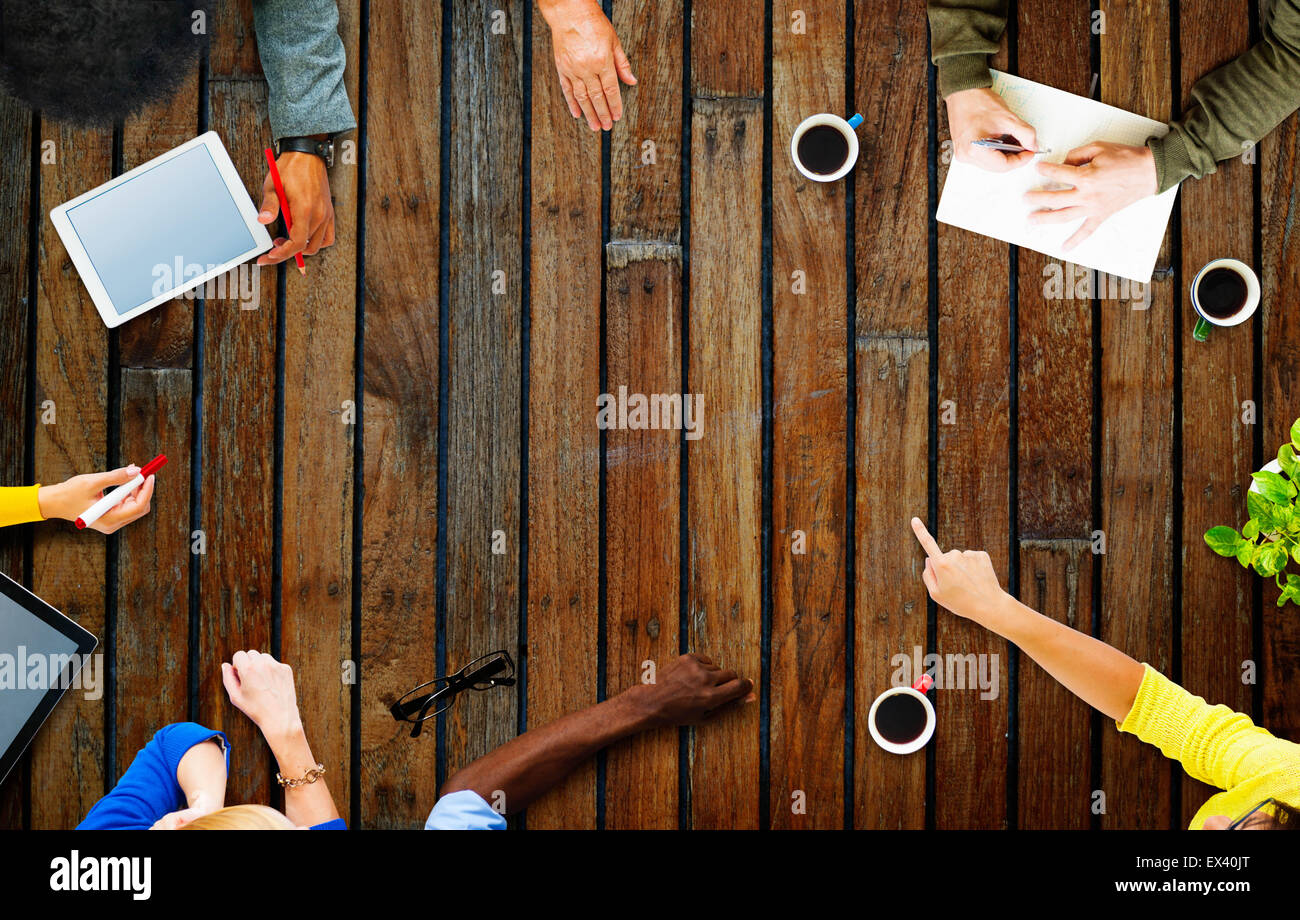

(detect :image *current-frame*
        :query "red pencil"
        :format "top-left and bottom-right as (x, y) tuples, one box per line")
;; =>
(263, 147), (307, 276)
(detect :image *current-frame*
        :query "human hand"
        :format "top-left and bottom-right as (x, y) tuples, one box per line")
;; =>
(541, 0), (636, 131)
(633, 653), (755, 728)
(1025, 142), (1158, 249)
(257, 150), (335, 267)
(910, 517), (1009, 624)
(37, 467), (155, 534)
(150, 791), (219, 830)
(221, 650), (304, 743)
(944, 87), (1038, 172)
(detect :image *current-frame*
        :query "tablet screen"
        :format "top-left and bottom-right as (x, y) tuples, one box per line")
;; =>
(63, 144), (258, 315)
(0, 592), (83, 755)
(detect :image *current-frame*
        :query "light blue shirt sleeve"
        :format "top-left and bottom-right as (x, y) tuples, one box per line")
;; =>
(425, 790), (507, 831)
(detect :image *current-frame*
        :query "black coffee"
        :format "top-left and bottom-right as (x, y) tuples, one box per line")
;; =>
(874, 692), (927, 744)
(1197, 267), (1249, 319)
(797, 125), (850, 176)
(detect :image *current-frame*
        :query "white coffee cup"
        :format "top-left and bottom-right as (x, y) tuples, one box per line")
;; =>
(867, 674), (935, 755)
(790, 112), (864, 182)
(1190, 257), (1260, 341)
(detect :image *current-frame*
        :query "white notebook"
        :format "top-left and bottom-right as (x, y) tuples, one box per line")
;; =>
(936, 71), (1178, 284)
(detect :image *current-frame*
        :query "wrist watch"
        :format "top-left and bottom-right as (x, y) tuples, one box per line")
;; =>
(275, 135), (335, 168)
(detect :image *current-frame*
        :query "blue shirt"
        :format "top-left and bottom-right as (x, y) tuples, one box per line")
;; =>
(78, 722), (345, 830)
(425, 790), (507, 830)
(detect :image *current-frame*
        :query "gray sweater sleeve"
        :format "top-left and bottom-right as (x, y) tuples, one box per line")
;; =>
(252, 0), (357, 141)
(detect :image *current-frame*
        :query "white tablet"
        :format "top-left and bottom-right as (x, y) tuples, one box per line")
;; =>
(50, 131), (272, 329)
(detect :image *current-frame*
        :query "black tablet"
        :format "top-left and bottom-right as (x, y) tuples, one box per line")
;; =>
(0, 571), (97, 784)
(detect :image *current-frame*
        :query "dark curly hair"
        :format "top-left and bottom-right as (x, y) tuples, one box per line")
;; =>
(0, 0), (211, 126)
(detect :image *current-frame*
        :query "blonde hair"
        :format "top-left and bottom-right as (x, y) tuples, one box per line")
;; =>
(180, 804), (296, 830)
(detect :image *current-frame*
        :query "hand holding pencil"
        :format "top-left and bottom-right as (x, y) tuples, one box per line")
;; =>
(257, 147), (337, 274)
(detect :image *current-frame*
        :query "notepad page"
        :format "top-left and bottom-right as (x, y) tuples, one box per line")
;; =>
(936, 70), (1179, 284)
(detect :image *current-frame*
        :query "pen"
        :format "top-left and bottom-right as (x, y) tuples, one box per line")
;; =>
(75, 454), (167, 530)
(263, 147), (307, 276)
(971, 137), (1052, 155)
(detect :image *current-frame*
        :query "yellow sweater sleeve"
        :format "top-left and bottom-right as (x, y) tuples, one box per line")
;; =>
(0, 485), (44, 528)
(1118, 664), (1293, 791)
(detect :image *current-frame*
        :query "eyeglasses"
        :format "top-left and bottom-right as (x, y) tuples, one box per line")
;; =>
(1226, 797), (1275, 830)
(389, 650), (516, 738)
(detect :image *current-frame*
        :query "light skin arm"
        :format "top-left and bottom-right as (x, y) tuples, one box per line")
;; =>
(440, 653), (753, 814)
(151, 738), (227, 830)
(222, 650), (341, 828)
(910, 517), (1145, 722)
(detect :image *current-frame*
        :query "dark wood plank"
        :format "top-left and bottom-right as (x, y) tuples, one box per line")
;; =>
(209, 0), (263, 80)
(691, 1), (764, 99)
(444, 0), (524, 806)
(526, 2), (601, 829)
(0, 88), (32, 830)
(1018, 542), (1093, 828)
(932, 38), (1011, 831)
(770, 0), (848, 829)
(198, 79), (278, 807)
(610, 0), (682, 242)
(604, 0), (684, 828)
(279, 0), (359, 823)
(359, 0), (443, 828)
(1259, 28), (1300, 746)
(115, 370), (192, 764)
(685, 97), (763, 829)
(119, 66), (200, 369)
(1098, 0), (1175, 829)
(1013, 0), (1093, 830)
(1176, 0), (1254, 828)
(853, 0), (930, 830)
(604, 242), (682, 829)
(30, 120), (112, 828)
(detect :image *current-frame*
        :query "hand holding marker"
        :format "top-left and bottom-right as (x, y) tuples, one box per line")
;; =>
(76, 454), (166, 530)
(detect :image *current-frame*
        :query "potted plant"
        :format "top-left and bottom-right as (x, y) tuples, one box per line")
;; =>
(1205, 419), (1300, 607)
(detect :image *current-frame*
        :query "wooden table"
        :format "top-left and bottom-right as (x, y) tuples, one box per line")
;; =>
(1, 0), (1295, 830)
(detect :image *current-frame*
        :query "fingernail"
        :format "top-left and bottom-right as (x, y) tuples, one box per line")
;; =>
(127, 465), (140, 475)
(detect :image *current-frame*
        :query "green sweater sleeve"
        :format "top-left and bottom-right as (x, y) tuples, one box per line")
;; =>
(927, 0), (1008, 99)
(1150, 0), (1300, 192)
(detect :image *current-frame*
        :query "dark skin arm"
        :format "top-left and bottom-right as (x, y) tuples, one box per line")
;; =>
(439, 653), (754, 814)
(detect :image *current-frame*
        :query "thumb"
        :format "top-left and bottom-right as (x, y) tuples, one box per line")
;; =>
(614, 41), (636, 84)
(83, 467), (137, 492)
(221, 662), (241, 702)
(258, 175), (280, 224)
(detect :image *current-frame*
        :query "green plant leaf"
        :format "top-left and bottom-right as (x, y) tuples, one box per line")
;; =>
(1252, 470), (1294, 505)
(1242, 519), (1260, 540)
(1237, 541), (1256, 567)
(1264, 542), (1290, 577)
(1290, 543), (1300, 565)
(1205, 526), (1243, 557)
(1281, 443), (1300, 479)
(1247, 490), (1276, 529)
(1290, 418), (1300, 449)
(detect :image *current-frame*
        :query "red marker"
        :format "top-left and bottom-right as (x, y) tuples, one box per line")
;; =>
(75, 454), (166, 530)
(263, 147), (307, 276)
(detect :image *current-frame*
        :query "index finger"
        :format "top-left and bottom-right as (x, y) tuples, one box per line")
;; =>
(910, 517), (942, 558)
